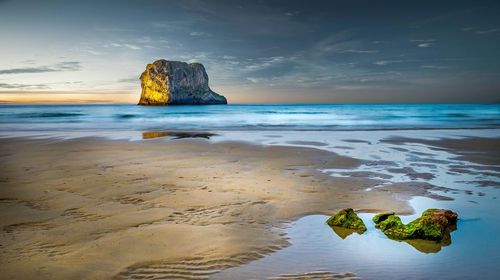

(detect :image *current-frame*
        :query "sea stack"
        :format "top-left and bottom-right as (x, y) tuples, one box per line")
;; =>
(138, 60), (227, 105)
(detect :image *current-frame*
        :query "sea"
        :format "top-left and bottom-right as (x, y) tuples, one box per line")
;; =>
(1, 103), (500, 279)
(0, 104), (499, 135)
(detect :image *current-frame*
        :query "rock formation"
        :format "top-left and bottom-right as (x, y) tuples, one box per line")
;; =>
(373, 208), (458, 242)
(327, 208), (367, 234)
(138, 60), (227, 105)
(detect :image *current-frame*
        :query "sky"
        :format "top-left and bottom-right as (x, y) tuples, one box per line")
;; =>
(0, 0), (499, 104)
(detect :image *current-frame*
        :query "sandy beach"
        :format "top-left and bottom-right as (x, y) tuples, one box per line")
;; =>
(0, 137), (407, 279)
(1, 134), (498, 279)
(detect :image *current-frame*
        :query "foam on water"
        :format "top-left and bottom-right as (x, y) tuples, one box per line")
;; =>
(1, 104), (499, 134)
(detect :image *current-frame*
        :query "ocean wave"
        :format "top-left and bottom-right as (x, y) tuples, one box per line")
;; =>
(115, 114), (138, 119)
(1, 104), (499, 132)
(14, 112), (86, 118)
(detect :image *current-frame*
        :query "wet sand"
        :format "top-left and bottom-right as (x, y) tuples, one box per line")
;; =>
(381, 137), (500, 166)
(213, 136), (500, 279)
(0, 136), (498, 279)
(0, 137), (411, 279)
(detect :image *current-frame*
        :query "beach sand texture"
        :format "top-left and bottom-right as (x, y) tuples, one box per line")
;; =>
(0, 136), (498, 279)
(0, 137), (415, 279)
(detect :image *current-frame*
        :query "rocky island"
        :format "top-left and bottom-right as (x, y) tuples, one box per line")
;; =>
(138, 60), (227, 105)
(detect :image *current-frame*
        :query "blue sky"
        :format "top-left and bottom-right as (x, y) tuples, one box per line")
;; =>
(0, 0), (499, 103)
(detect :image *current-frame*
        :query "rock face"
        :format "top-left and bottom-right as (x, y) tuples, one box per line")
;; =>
(327, 208), (367, 233)
(373, 209), (458, 242)
(138, 60), (227, 105)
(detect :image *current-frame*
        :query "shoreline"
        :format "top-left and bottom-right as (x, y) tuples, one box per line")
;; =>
(0, 134), (499, 279)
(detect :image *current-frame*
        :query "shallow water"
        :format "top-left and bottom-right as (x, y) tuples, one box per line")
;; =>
(214, 195), (500, 279)
(210, 128), (500, 279)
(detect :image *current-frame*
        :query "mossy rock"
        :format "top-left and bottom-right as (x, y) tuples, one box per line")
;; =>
(373, 212), (395, 224)
(327, 208), (367, 233)
(373, 209), (458, 242)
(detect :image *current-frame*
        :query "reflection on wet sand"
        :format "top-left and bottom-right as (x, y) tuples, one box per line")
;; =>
(142, 131), (217, 139)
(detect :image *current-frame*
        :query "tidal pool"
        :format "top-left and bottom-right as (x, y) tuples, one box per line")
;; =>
(213, 196), (500, 279)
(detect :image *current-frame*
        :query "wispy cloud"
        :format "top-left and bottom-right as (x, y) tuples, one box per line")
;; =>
(81, 49), (102, 55)
(417, 43), (432, 48)
(94, 26), (136, 33)
(0, 61), (81, 75)
(104, 43), (141, 50)
(336, 49), (379, 54)
(117, 77), (138, 83)
(189, 31), (211, 37)
(463, 27), (499, 35)
(410, 39), (435, 42)
(475, 28), (498, 35)
(242, 56), (287, 72)
(124, 44), (141, 50)
(410, 39), (435, 48)
(247, 77), (260, 83)
(374, 60), (408, 66)
(420, 65), (450, 69)
(0, 82), (50, 89)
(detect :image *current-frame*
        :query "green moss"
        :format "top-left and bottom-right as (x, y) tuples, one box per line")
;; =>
(327, 208), (367, 233)
(373, 212), (395, 224)
(373, 208), (458, 242)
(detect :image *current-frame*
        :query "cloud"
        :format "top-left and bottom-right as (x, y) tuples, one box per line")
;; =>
(56, 61), (81, 70)
(420, 65), (450, 69)
(189, 31), (211, 37)
(336, 49), (379, 54)
(285, 11), (299, 16)
(0, 82), (50, 89)
(247, 77), (259, 83)
(151, 22), (169, 29)
(136, 37), (152, 43)
(475, 29), (499, 35)
(104, 43), (141, 50)
(0, 61), (81, 75)
(417, 43), (432, 48)
(117, 77), (138, 83)
(373, 60), (407, 66)
(94, 27), (136, 33)
(410, 39), (435, 48)
(242, 56), (287, 72)
(124, 44), (141, 50)
(410, 39), (435, 42)
(80, 49), (102, 55)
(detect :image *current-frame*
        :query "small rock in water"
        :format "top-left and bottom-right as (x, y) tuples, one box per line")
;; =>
(373, 208), (458, 243)
(327, 208), (367, 233)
